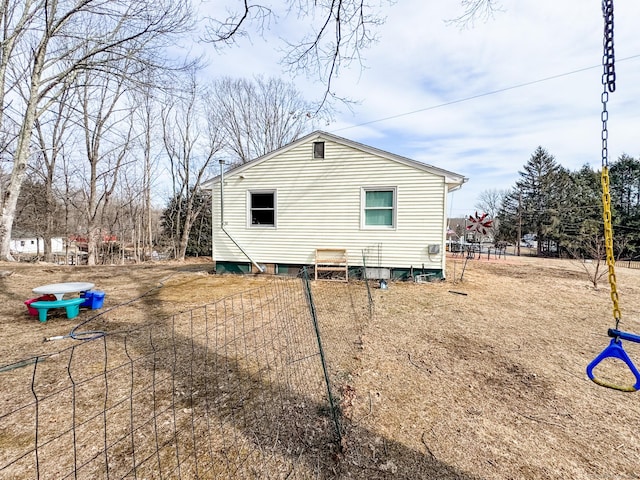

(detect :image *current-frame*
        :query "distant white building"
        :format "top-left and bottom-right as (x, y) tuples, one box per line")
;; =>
(10, 237), (64, 254)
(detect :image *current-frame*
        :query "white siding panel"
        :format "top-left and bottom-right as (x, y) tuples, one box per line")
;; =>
(212, 139), (447, 269)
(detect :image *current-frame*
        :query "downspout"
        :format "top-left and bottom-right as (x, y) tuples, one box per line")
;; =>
(219, 160), (265, 273)
(442, 182), (449, 280)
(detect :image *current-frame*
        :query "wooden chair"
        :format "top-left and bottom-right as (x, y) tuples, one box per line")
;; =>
(315, 248), (348, 281)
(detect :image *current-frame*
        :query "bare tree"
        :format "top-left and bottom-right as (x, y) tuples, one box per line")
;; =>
(0, 0), (192, 261)
(475, 188), (507, 240)
(568, 230), (608, 289)
(447, 0), (503, 27)
(118, 172), (145, 263)
(209, 76), (317, 165)
(0, 0), (39, 159)
(32, 83), (78, 261)
(131, 80), (163, 260)
(204, 1), (384, 107)
(100, 176), (144, 264)
(75, 66), (137, 266)
(475, 188), (506, 219)
(203, 1), (501, 106)
(161, 72), (224, 261)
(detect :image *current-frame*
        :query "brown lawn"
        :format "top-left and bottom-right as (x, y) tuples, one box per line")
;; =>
(1, 255), (639, 479)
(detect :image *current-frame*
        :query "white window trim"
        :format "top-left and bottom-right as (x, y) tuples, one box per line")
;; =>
(361, 187), (397, 230)
(247, 189), (277, 228)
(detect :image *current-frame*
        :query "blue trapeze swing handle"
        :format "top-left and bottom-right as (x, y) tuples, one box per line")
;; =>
(608, 328), (640, 344)
(586, 333), (640, 392)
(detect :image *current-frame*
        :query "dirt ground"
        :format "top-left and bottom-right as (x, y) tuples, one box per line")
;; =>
(1, 255), (640, 479)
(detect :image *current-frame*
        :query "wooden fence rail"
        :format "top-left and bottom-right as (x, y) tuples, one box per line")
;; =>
(616, 259), (640, 270)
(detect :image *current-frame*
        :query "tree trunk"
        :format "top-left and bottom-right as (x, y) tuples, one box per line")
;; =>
(176, 216), (195, 261)
(0, 89), (42, 260)
(87, 227), (99, 266)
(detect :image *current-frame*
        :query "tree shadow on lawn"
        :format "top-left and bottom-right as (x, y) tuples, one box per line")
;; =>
(124, 273), (480, 479)
(101, 311), (482, 480)
(0, 267), (480, 479)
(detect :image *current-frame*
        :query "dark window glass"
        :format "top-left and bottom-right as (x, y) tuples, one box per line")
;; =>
(252, 193), (274, 209)
(313, 141), (325, 159)
(251, 192), (275, 226)
(252, 210), (274, 225)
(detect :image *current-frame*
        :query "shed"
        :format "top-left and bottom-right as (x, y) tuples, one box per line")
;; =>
(9, 237), (63, 255)
(202, 131), (467, 279)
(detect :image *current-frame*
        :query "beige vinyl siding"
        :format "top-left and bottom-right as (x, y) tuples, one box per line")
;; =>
(212, 139), (447, 269)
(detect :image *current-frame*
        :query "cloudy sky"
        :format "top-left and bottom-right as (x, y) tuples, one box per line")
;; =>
(194, 0), (640, 217)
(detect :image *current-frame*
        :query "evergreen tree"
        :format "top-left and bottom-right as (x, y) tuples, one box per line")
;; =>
(609, 154), (640, 256)
(495, 188), (520, 246)
(564, 165), (603, 257)
(515, 146), (565, 256)
(161, 190), (212, 258)
(496, 151), (640, 259)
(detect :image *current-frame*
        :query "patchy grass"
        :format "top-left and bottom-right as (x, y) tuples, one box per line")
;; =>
(1, 256), (640, 479)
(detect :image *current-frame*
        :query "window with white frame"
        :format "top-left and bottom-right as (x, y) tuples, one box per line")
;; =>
(362, 188), (396, 228)
(249, 191), (276, 227)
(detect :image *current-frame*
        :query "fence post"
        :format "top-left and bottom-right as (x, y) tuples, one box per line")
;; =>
(301, 267), (343, 447)
(361, 250), (374, 317)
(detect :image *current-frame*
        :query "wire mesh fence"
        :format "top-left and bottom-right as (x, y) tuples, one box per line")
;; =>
(0, 271), (370, 479)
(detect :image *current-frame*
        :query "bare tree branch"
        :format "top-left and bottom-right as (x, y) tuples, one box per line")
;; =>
(208, 76), (320, 165)
(161, 71), (224, 261)
(446, 0), (503, 28)
(0, 0), (194, 261)
(202, 1), (503, 109)
(203, 0), (273, 45)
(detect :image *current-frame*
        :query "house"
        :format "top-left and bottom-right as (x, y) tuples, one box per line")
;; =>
(202, 131), (467, 279)
(9, 237), (64, 255)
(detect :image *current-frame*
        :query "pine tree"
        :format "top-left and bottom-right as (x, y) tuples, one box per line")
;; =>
(514, 147), (565, 255)
(495, 188), (520, 246)
(562, 165), (602, 256)
(609, 154), (640, 256)
(161, 190), (212, 258)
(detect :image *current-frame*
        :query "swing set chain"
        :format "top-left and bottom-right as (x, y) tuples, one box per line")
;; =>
(600, 0), (621, 328)
(602, 169), (621, 326)
(602, 0), (616, 95)
(601, 0), (615, 170)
